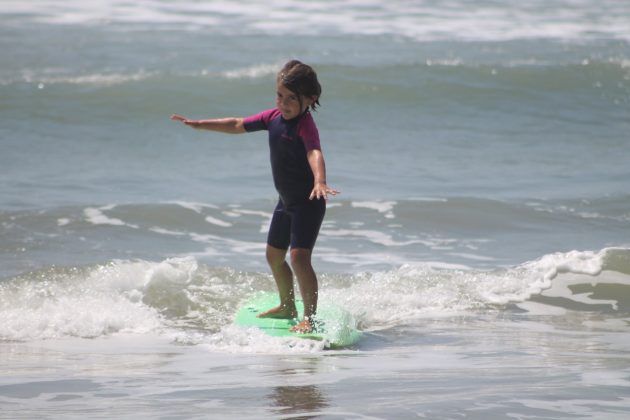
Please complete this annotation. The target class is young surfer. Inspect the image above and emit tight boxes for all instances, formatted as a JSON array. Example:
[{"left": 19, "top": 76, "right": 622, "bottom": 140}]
[{"left": 171, "top": 60, "right": 337, "bottom": 333}]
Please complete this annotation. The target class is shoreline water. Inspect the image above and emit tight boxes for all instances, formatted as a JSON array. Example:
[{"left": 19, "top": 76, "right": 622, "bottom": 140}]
[
  {"left": 3, "top": 300, "right": 630, "bottom": 419},
  {"left": 2, "top": 0, "right": 630, "bottom": 417}
]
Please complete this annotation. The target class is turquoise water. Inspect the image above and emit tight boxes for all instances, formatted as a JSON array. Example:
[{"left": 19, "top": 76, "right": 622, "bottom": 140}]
[{"left": 2, "top": 1, "right": 630, "bottom": 418}]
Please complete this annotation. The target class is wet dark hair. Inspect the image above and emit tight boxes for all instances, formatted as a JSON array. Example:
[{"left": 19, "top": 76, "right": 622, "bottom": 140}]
[{"left": 277, "top": 60, "right": 322, "bottom": 111}]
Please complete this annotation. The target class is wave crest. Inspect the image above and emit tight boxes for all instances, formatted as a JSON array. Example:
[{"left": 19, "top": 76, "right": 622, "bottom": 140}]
[{"left": 2, "top": 248, "right": 629, "bottom": 342}]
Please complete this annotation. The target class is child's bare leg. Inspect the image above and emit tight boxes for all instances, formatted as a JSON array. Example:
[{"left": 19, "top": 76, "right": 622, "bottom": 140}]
[
  {"left": 289, "top": 248, "right": 318, "bottom": 333},
  {"left": 258, "top": 245, "right": 298, "bottom": 319}
]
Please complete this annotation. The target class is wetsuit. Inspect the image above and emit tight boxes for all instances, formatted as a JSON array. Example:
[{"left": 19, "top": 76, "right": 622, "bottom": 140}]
[{"left": 243, "top": 108, "right": 326, "bottom": 250}]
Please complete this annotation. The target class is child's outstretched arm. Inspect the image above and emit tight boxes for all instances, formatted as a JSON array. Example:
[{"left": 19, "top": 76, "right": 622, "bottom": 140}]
[
  {"left": 307, "top": 149, "right": 339, "bottom": 200},
  {"left": 170, "top": 114, "right": 245, "bottom": 134}
]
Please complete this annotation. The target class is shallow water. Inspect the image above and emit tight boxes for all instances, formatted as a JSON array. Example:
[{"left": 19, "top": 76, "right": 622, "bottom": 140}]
[{"left": 2, "top": 0, "right": 630, "bottom": 418}]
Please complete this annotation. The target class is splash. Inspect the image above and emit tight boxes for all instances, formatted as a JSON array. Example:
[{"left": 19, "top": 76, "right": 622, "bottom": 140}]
[
  {"left": 324, "top": 248, "right": 630, "bottom": 331},
  {"left": 2, "top": 249, "right": 629, "bottom": 346}
]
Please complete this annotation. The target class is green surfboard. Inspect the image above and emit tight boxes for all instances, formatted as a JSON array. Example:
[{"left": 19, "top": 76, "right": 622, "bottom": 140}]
[{"left": 235, "top": 292, "right": 361, "bottom": 349}]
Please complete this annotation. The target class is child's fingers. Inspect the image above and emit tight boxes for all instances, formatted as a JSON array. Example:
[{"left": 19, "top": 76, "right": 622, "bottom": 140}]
[{"left": 310, "top": 186, "right": 339, "bottom": 200}]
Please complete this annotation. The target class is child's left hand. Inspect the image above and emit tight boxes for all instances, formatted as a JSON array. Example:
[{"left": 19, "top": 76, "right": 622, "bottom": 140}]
[{"left": 309, "top": 182, "right": 339, "bottom": 200}]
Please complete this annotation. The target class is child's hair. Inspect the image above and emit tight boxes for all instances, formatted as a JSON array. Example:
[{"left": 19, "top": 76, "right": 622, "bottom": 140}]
[{"left": 277, "top": 60, "right": 322, "bottom": 111}]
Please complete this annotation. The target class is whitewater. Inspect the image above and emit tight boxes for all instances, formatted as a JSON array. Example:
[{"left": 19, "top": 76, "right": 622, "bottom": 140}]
[{"left": 2, "top": 0, "right": 630, "bottom": 418}]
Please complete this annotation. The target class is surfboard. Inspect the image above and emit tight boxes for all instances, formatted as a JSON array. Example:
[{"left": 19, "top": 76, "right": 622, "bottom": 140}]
[{"left": 235, "top": 292, "right": 361, "bottom": 349}]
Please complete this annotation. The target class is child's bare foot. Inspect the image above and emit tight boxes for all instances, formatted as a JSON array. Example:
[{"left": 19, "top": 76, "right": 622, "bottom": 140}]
[
  {"left": 289, "top": 319, "right": 313, "bottom": 333},
  {"left": 257, "top": 305, "right": 297, "bottom": 319}
]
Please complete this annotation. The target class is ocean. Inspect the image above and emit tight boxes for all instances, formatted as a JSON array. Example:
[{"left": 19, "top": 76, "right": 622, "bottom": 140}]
[{"left": 1, "top": 0, "right": 630, "bottom": 418}]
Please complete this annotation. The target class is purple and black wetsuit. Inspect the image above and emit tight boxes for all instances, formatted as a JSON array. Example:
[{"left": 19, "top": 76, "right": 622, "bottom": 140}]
[{"left": 243, "top": 108, "right": 325, "bottom": 250}]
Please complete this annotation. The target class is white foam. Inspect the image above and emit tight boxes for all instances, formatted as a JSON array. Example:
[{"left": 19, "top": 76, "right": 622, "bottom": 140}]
[
  {"left": 0, "top": 259, "right": 175, "bottom": 341},
  {"left": 42, "top": 71, "right": 154, "bottom": 86},
  {"left": 188, "top": 233, "right": 265, "bottom": 258},
  {"left": 11, "top": 67, "right": 155, "bottom": 87},
  {"left": 328, "top": 249, "right": 624, "bottom": 331},
  {"left": 6, "top": 0, "right": 627, "bottom": 41},
  {"left": 170, "top": 201, "right": 218, "bottom": 214},
  {"left": 321, "top": 228, "right": 427, "bottom": 247},
  {"left": 484, "top": 249, "right": 630, "bottom": 311},
  {"left": 205, "top": 216, "right": 233, "bottom": 228},
  {"left": 2, "top": 245, "right": 626, "bottom": 346},
  {"left": 221, "top": 63, "right": 281, "bottom": 80},
  {"left": 351, "top": 200, "right": 397, "bottom": 219},
  {"left": 528, "top": 201, "right": 630, "bottom": 223},
  {"left": 231, "top": 209, "right": 272, "bottom": 218},
  {"left": 426, "top": 58, "right": 464, "bottom": 67},
  {"left": 539, "top": 270, "right": 630, "bottom": 311},
  {"left": 229, "top": 208, "right": 273, "bottom": 233},
  {"left": 0, "top": 257, "right": 218, "bottom": 341},
  {"left": 410, "top": 197, "right": 449, "bottom": 203},
  {"left": 329, "top": 264, "right": 477, "bottom": 330},
  {"left": 84, "top": 206, "right": 138, "bottom": 228},
  {"left": 198, "top": 325, "right": 326, "bottom": 354},
  {"left": 166, "top": 201, "right": 238, "bottom": 227},
  {"left": 149, "top": 227, "right": 186, "bottom": 236},
  {"left": 84, "top": 207, "right": 124, "bottom": 226}
]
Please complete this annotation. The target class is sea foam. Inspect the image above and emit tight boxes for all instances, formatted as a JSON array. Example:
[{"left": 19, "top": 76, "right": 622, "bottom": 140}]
[
  {"left": 3, "top": 0, "right": 628, "bottom": 42},
  {"left": 1, "top": 249, "right": 628, "bottom": 343}
]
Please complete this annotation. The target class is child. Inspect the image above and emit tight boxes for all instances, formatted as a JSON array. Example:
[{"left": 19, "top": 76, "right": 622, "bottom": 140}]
[{"left": 171, "top": 60, "right": 337, "bottom": 333}]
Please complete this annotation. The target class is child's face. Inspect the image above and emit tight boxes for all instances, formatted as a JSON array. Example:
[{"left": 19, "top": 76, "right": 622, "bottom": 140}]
[{"left": 276, "top": 82, "right": 315, "bottom": 120}]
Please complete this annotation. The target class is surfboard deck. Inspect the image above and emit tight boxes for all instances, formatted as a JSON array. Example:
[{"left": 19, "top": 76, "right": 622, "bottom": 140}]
[{"left": 235, "top": 292, "right": 361, "bottom": 349}]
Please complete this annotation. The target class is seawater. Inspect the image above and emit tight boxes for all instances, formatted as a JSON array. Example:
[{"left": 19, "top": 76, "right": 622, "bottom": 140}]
[{"left": 1, "top": 1, "right": 630, "bottom": 418}]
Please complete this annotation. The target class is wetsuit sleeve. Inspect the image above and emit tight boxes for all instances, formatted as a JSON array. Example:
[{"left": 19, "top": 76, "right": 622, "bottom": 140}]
[
  {"left": 298, "top": 113, "right": 321, "bottom": 151},
  {"left": 243, "top": 108, "right": 277, "bottom": 132}
]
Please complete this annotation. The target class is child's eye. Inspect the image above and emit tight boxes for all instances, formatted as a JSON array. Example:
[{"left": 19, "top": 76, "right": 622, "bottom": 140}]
[{"left": 276, "top": 91, "right": 298, "bottom": 102}]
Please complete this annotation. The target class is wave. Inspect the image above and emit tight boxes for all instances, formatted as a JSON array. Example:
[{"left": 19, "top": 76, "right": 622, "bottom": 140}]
[
  {"left": 0, "top": 63, "right": 277, "bottom": 87},
  {"left": 336, "top": 248, "right": 630, "bottom": 330},
  {"left": 3, "top": 58, "right": 627, "bottom": 131},
  {"left": 3, "top": 56, "right": 628, "bottom": 88},
  {"left": 0, "top": 257, "right": 263, "bottom": 341},
  {"left": 3, "top": 0, "right": 629, "bottom": 42},
  {"left": 0, "top": 68, "right": 158, "bottom": 88},
  {"left": 1, "top": 248, "right": 629, "bottom": 343},
  {"left": 2, "top": 196, "right": 630, "bottom": 278}
]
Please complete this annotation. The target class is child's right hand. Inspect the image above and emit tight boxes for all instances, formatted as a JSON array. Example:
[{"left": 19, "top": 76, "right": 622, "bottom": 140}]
[
  {"left": 170, "top": 114, "right": 188, "bottom": 123},
  {"left": 171, "top": 114, "right": 202, "bottom": 129}
]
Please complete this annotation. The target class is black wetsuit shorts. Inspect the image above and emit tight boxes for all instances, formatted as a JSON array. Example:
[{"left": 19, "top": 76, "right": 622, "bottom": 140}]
[{"left": 267, "top": 198, "right": 326, "bottom": 250}]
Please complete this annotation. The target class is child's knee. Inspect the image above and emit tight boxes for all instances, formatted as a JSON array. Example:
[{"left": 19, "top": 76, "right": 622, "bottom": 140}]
[
  {"left": 266, "top": 245, "right": 287, "bottom": 268},
  {"left": 289, "top": 248, "right": 312, "bottom": 270}
]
